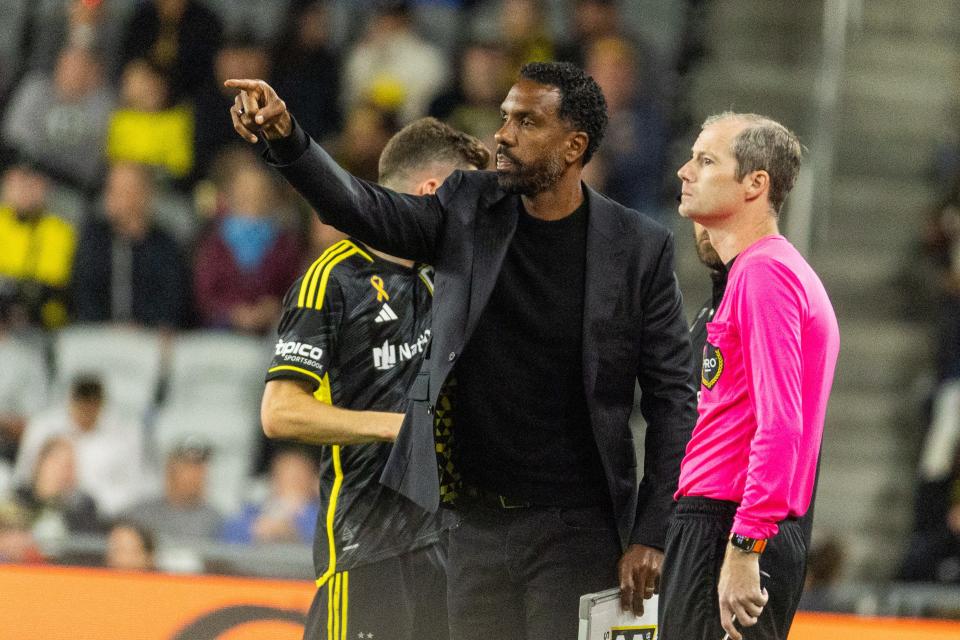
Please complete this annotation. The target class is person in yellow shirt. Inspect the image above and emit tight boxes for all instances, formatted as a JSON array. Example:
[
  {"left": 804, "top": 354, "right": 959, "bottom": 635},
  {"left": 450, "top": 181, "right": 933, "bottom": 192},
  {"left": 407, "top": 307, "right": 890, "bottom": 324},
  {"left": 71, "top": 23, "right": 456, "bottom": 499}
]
[
  {"left": 0, "top": 165, "right": 76, "bottom": 329},
  {"left": 106, "top": 59, "right": 194, "bottom": 180}
]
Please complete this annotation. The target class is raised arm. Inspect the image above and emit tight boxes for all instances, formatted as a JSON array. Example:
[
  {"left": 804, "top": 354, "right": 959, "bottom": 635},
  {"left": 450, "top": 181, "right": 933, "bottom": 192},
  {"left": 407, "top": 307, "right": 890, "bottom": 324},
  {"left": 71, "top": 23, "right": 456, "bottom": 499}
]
[{"left": 225, "top": 78, "right": 444, "bottom": 264}]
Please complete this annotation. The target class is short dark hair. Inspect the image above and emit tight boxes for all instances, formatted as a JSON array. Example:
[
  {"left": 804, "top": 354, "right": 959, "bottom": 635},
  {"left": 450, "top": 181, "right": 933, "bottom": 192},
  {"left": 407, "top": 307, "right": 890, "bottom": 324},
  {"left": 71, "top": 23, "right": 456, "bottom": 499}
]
[
  {"left": 378, "top": 117, "right": 491, "bottom": 187},
  {"left": 518, "top": 61, "right": 608, "bottom": 164},
  {"left": 70, "top": 374, "right": 104, "bottom": 402}
]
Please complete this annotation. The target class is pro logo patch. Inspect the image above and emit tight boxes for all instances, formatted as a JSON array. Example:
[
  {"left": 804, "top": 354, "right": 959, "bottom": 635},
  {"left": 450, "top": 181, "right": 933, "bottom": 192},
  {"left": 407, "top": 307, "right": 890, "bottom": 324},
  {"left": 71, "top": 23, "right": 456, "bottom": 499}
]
[{"left": 701, "top": 342, "right": 724, "bottom": 389}]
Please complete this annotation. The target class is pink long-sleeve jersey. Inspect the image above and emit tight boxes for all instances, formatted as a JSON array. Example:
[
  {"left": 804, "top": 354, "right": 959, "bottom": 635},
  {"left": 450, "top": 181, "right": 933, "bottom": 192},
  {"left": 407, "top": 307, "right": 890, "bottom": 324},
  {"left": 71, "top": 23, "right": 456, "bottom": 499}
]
[{"left": 676, "top": 234, "right": 840, "bottom": 539}]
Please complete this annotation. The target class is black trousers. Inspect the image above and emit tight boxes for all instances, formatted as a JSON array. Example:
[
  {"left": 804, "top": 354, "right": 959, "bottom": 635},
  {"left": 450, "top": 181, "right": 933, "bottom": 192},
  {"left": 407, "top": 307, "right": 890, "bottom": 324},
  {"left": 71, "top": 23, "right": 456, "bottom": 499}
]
[
  {"left": 303, "top": 542, "right": 449, "bottom": 640},
  {"left": 446, "top": 502, "right": 622, "bottom": 640},
  {"left": 659, "top": 497, "right": 806, "bottom": 640}
]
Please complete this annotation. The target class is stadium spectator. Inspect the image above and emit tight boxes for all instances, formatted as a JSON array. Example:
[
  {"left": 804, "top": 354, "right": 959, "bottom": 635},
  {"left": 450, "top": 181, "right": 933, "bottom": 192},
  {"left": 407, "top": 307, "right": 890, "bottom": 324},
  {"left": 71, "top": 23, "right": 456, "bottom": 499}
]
[
  {"left": 798, "top": 535, "right": 846, "bottom": 612},
  {"left": 332, "top": 103, "right": 401, "bottom": 182},
  {"left": 72, "top": 162, "right": 189, "bottom": 328},
  {"left": 915, "top": 188, "right": 960, "bottom": 382},
  {"left": 13, "top": 436, "right": 100, "bottom": 538},
  {"left": 900, "top": 469, "right": 960, "bottom": 584},
  {"left": 106, "top": 59, "right": 194, "bottom": 181},
  {"left": 193, "top": 148, "right": 302, "bottom": 334},
  {"left": 583, "top": 36, "right": 670, "bottom": 215},
  {"left": 429, "top": 39, "right": 511, "bottom": 153},
  {"left": 122, "top": 438, "right": 222, "bottom": 540},
  {"left": 104, "top": 519, "right": 155, "bottom": 571},
  {"left": 0, "top": 502, "right": 44, "bottom": 564},
  {"left": 194, "top": 34, "right": 273, "bottom": 179},
  {"left": 0, "top": 307, "right": 48, "bottom": 463},
  {"left": 271, "top": 0, "right": 342, "bottom": 143},
  {"left": 1, "top": 45, "right": 114, "bottom": 190},
  {"left": 13, "top": 374, "right": 147, "bottom": 517},
  {"left": 497, "top": 0, "right": 555, "bottom": 72},
  {"left": 118, "top": 0, "right": 222, "bottom": 103},
  {"left": 0, "top": 164, "right": 76, "bottom": 330},
  {"left": 556, "top": 0, "right": 622, "bottom": 67},
  {"left": 220, "top": 447, "right": 319, "bottom": 545},
  {"left": 341, "top": 0, "right": 449, "bottom": 123},
  {"left": 18, "top": 0, "right": 119, "bottom": 77}
]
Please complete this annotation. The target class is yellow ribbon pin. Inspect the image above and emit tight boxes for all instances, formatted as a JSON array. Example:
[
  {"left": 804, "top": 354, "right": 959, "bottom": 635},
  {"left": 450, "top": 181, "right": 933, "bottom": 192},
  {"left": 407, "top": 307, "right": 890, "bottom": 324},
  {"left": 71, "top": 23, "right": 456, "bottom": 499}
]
[{"left": 370, "top": 275, "right": 390, "bottom": 302}]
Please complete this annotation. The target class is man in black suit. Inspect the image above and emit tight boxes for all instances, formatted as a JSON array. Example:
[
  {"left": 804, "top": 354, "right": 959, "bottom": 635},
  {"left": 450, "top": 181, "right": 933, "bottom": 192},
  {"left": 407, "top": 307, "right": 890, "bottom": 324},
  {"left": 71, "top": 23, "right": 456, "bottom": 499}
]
[{"left": 228, "top": 61, "right": 696, "bottom": 640}]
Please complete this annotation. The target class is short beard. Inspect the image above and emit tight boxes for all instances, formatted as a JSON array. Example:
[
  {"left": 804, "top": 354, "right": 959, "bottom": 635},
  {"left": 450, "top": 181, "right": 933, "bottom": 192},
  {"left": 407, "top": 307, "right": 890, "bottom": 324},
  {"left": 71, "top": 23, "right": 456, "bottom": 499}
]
[
  {"left": 497, "top": 152, "right": 565, "bottom": 196},
  {"left": 695, "top": 228, "right": 724, "bottom": 271}
]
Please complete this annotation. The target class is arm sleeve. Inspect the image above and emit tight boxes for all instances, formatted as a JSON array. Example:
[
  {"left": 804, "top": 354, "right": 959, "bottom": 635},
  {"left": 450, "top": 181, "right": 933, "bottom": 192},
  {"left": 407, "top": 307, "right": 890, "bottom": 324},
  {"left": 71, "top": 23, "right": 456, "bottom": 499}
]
[
  {"left": 731, "top": 260, "right": 806, "bottom": 539},
  {"left": 263, "top": 122, "right": 449, "bottom": 264},
  {"left": 631, "top": 232, "right": 698, "bottom": 548},
  {"left": 264, "top": 279, "right": 344, "bottom": 395}
]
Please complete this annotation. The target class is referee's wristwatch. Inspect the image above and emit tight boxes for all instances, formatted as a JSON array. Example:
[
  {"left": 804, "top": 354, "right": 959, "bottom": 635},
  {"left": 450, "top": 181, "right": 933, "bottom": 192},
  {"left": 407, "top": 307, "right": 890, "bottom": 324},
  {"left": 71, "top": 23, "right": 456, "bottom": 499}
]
[{"left": 729, "top": 533, "right": 767, "bottom": 554}]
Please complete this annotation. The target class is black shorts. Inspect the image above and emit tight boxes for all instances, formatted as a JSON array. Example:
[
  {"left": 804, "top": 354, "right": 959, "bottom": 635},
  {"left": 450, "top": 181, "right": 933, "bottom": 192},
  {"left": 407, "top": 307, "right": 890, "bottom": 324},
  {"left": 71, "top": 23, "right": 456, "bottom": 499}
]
[
  {"left": 303, "top": 542, "right": 449, "bottom": 640},
  {"left": 658, "top": 497, "right": 806, "bottom": 640}
]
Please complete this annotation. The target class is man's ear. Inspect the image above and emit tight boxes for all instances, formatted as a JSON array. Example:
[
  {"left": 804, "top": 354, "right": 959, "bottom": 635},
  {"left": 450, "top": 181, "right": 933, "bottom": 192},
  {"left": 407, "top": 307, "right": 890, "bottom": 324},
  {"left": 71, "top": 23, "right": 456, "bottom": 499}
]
[
  {"left": 416, "top": 178, "right": 442, "bottom": 196},
  {"left": 565, "top": 132, "right": 589, "bottom": 164},
  {"left": 743, "top": 170, "right": 770, "bottom": 203}
]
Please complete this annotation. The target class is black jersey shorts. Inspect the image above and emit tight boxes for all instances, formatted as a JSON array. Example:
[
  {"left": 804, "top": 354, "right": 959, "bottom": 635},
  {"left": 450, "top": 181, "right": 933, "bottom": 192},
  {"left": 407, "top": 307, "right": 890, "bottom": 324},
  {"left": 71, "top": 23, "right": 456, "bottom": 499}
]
[
  {"left": 658, "top": 497, "right": 806, "bottom": 640},
  {"left": 303, "top": 541, "right": 448, "bottom": 640}
]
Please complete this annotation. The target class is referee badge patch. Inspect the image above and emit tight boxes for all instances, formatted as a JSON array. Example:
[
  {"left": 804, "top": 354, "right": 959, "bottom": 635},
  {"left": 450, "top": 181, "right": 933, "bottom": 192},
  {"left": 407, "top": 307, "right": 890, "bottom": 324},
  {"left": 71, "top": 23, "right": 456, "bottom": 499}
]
[{"left": 701, "top": 342, "right": 724, "bottom": 389}]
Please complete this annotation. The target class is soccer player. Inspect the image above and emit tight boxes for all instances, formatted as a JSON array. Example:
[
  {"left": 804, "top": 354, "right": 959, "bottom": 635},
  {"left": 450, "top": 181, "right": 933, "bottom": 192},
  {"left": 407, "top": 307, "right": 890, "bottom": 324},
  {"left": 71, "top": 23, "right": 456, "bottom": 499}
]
[
  {"left": 661, "top": 112, "right": 840, "bottom": 640},
  {"left": 259, "top": 118, "right": 489, "bottom": 640}
]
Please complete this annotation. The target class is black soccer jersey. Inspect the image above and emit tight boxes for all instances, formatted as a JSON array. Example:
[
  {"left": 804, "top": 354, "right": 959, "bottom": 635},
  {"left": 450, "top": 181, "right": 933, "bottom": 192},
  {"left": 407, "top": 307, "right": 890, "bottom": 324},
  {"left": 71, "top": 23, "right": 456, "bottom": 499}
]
[{"left": 265, "top": 238, "right": 442, "bottom": 585}]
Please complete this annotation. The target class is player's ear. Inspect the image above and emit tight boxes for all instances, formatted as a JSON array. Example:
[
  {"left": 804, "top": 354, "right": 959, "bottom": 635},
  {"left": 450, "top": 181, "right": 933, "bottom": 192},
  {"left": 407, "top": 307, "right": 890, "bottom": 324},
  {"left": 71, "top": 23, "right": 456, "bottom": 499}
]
[{"left": 416, "top": 178, "right": 442, "bottom": 196}]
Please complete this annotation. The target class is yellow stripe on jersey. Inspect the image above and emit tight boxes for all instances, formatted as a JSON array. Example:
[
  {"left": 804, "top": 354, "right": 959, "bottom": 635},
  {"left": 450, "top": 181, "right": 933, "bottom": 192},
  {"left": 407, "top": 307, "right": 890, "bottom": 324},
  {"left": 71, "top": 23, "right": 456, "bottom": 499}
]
[
  {"left": 297, "top": 242, "right": 340, "bottom": 308},
  {"left": 299, "top": 240, "right": 352, "bottom": 308},
  {"left": 316, "top": 445, "right": 344, "bottom": 588},
  {"left": 314, "top": 244, "right": 373, "bottom": 311},
  {"left": 266, "top": 365, "right": 332, "bottom": 403},
  {"left": 297, "top": 239, "right": 374, "bottom": 310}
]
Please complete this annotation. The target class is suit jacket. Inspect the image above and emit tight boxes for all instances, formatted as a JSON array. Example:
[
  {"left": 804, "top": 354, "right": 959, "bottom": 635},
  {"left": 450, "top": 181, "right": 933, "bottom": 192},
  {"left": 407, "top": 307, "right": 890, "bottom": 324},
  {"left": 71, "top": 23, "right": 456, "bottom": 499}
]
[{"left": 268, "top": 138, "right": 697, "bottom": 550}]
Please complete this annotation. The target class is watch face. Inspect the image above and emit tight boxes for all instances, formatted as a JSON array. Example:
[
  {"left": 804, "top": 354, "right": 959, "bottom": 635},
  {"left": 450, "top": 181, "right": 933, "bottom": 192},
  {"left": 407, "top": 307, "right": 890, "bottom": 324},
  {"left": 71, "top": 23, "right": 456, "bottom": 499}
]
[{"left": 731, "top": 534, "right": 765, "bottom": 553}]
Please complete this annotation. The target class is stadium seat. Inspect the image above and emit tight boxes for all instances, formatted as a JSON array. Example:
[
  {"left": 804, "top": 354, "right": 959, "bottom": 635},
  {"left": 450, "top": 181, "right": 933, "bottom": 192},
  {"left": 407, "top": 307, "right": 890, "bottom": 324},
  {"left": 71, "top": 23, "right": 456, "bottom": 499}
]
[
  {"left": 53, "top": 324, "right": 163, "bottom": 420},
  {"left": 164, "top": 331, "right": 272, "bottom": 416}
]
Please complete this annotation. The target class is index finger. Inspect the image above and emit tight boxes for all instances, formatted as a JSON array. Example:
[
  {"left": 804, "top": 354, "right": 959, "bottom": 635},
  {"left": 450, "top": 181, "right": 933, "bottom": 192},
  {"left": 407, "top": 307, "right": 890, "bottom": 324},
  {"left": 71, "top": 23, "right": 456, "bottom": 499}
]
[{"left": 224, "top": 78, "right": 265, "bottom": 92}]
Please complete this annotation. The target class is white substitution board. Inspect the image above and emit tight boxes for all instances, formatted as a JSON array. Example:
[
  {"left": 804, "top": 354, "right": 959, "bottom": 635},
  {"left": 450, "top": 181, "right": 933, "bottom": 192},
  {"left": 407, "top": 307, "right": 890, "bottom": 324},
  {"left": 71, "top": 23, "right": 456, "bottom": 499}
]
[{"left": 578, "top": 588, "right": 658, "bottom": 640}]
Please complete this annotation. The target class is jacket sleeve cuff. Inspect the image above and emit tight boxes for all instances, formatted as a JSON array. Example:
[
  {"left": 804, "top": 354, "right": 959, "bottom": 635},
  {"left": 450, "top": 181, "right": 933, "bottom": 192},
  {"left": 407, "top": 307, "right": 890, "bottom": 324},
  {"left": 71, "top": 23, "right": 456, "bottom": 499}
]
[{"left": 264, "top": 116, "right": 309, "bottom": 165}]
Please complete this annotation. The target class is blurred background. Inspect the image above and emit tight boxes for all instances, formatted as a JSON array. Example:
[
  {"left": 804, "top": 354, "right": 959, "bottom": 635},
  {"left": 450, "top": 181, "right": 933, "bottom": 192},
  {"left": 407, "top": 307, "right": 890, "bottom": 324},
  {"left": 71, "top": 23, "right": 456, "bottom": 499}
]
[{"left": 0, "top": 0, "right": 957, "bottom": 625}]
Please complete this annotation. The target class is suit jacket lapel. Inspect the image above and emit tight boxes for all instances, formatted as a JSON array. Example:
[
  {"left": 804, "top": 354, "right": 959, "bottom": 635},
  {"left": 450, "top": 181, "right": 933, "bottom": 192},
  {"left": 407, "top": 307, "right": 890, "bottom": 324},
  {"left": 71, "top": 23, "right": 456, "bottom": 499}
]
[
  {"left": 582, "top": 186, "right": 628, "bottom": 392},
  {"left": 464, "top": 195, "right": 518, "bottom": 343}
]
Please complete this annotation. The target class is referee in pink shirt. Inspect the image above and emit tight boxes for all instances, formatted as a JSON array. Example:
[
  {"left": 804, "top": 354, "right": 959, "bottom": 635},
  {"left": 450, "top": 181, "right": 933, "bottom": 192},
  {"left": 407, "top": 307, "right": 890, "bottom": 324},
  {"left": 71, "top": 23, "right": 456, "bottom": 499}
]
[{"left": 660, "top": 113, "right": 840, "bottom": 640}]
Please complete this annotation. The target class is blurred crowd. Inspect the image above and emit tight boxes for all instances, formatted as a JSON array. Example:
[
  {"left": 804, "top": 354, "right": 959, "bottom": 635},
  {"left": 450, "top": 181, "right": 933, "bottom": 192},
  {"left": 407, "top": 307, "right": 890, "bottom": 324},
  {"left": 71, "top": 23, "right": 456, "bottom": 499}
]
[
  {"left": 900, "top": 173, "right": 960, "bottom": 587},
  {"left": 0, "top": 0, "right": 710, "bottom": 573},
  {"left": 0, "top": 0, "right": 702, "bottom": 337}
]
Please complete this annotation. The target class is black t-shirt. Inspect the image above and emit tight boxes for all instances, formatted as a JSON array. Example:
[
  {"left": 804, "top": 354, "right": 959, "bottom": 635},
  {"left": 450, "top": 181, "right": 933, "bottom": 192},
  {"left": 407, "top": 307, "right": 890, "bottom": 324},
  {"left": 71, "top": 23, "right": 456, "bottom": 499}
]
[
  {"left": 265, "top": 238, "right": 444, "bottom": 579},
  {"left": 453, "top": 198, "right": 610, "bottom": 508}
]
